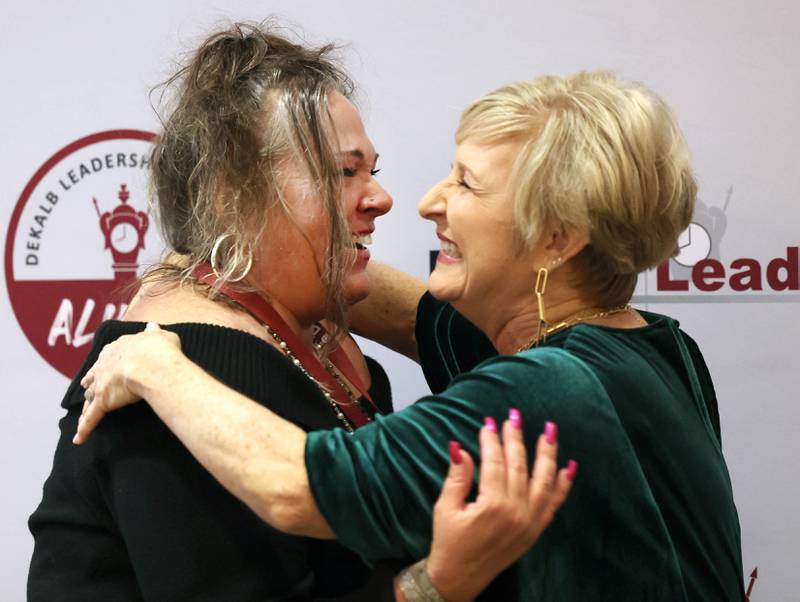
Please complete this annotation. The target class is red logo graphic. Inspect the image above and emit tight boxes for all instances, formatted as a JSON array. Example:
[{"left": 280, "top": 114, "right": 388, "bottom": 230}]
[
  {"left": 5, "top": 130, "right": 160, "bottom": 378},
  {"left": 633, "top": 190, "right": 799, "bottom": 302},
  {"left": 95, "top": 184, "right": 150, "bottom": 281},
  {"left": 746, "top": 566, "right": 758, "bottom": 600},
  {"left": 656, "top": 247, "right": 798, "bottom": 292}
]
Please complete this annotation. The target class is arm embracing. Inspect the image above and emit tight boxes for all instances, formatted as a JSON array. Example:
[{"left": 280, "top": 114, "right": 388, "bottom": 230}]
[
  {"left": 77, "top": 327, "right": 333, "bottom": 537},
  {"left": 348, "top": 260, "right": 426, "bottom": 361},
  {"left": 78, "top": 327, "right": 579, "bottom": 599},
  {"left": 303, "top": 353, "right": 574, "bottom": 562}
]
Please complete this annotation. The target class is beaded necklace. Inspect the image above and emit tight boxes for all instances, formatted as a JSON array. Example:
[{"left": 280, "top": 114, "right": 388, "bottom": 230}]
[{"left": 262, "top": 322, "right": 360, "bottom": 432}]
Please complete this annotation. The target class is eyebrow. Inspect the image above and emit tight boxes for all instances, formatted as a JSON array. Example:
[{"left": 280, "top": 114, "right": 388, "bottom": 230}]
[{"left": 341, "top": 150, "right": 379, "bottom": 166}]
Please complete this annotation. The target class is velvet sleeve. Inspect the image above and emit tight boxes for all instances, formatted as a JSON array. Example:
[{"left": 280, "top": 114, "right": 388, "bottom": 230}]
[
  {"left": 678, "top": 330, "right": 722, "bottom": 444},
  {"left": 415, "top": 292, "right": 497, "bottom": 393},
  {"left": 306, "top": 348, "right": 603, "bottom": 562},
  {"left": 305, "top": 347, "right": 697, "bottom": 600}
]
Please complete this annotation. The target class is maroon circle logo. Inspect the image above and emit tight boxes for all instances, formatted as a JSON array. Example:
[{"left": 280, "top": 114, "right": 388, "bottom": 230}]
[{"left": 5, "top": 130, "right": 162, "bottom": 378}]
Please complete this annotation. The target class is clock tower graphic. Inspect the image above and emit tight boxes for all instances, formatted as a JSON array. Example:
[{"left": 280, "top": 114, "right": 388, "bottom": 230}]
[
  {"left": 672, "top": 189, "right": 730, "bottom": 272},
  {"left": 95, "top": 184, "right": 150, "bottom": 282}
]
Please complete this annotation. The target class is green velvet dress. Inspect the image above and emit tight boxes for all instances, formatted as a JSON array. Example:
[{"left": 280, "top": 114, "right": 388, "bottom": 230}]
[{"left": 305, "top": 294, "right": 745, "bottom": 601}]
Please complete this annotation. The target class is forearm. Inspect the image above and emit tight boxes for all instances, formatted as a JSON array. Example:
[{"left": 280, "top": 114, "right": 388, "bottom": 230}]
[
  {"left": 128, "top": 348, "right": 333, "bottom": 538},
  {"left": 349, "top": 260, "right": 426, "bottom": 361}
]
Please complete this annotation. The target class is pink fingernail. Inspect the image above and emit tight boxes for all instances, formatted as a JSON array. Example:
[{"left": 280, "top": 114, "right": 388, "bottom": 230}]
[
  {"left": 567, "top": 459, "right": 579, "bottom": 481},
  {"left": 544, "top": 421, "right": 558, "bottom": 445},
  {"left": 449, "top": 440, "right": 462, "bottom": 465},
  {"left": 484, "top": 416, "right": 497, "bottom": 433},
  {"left": 509, "top": 408, "right": 522, "bottom": 429}
]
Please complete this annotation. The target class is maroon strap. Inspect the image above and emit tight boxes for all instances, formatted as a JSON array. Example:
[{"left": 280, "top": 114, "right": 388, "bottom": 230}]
[{"left": 194, "top": 263, "right": 378, "bottom": 428}]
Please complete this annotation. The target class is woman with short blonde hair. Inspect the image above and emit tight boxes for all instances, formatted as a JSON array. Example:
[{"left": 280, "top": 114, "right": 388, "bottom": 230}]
[{"left": 455, "top": 71, "right": 695, "bottom": 306}]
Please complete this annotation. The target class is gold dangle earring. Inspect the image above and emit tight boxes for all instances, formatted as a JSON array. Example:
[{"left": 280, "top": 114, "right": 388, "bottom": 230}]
[{"left": 534, "top": 266, "right": 549, "bottom": 347}]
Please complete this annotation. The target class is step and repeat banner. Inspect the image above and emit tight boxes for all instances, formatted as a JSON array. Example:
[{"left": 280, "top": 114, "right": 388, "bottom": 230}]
[{"left": 1, "top": 1, "right": 796, "bottom": 600}]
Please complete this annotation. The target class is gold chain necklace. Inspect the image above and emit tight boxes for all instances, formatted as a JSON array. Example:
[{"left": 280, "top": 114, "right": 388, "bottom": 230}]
[{"left": 518, "top": 304, "right": 632, "bottom": 352}]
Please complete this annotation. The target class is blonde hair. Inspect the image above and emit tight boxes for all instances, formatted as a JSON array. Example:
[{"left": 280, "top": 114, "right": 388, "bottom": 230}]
[
  {"left": 147, "top": 22, "right": 355, "bottom": 343},
  {"left": 456, "top": 70, "right": 696, "bottom": 305}
]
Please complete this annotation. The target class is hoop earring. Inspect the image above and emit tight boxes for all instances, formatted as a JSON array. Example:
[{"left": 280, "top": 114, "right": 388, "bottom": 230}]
[
  {"left": 534, "top": 267, "right": 549, "bottom": 346},
  {"left": 210, "top": 233, "right": 253, "bottom": 283}
]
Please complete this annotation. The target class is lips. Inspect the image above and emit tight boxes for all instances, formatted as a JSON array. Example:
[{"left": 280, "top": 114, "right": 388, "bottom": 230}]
[
  {"left": 436, "top": 232, "right": 463, "bottom": 260},
  {"left": 440, "top": 239, "right": 462, "bottom": 259},
  {"left": 349, "top": 232, "right": 372, "bottom": 265}
]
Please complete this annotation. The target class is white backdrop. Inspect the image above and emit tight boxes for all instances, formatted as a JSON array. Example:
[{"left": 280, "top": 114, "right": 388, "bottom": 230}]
[{"left": 2, "top": 1, "right": 798, "bottom": 600}]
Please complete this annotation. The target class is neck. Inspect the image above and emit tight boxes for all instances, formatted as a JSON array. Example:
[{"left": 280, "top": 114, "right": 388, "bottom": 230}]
[
  {"left": 202, "top": 263, "right": 320, "bottom": 349},
  {"left": 265, "top": 296, "right": 318, "bottom": 348},
  {"left": 490, "top": 294, "right": 595, "bottom": 354},
  {"left": 241, "top": 260, "right": 325, "bottom": 351}
]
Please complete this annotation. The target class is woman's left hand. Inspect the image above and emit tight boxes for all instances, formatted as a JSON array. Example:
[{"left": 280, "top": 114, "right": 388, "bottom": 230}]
[
  {"left": 74, "top": 323, "right": 182, "bottom": 444},
  {"left": 424, "top": 413, "right": 576, "bottom": 602}
]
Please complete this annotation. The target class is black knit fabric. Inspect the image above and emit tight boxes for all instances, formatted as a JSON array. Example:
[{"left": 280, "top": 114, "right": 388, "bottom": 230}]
[{"left": 28, "top": 321, "right": 395, "bottom": 602}]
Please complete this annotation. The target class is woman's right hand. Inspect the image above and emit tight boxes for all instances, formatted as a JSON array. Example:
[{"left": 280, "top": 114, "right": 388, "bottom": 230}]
[
  {"left": 423, "top": 414, "right": 576, "bottom": 602},
  {"left": 74, "top": 323, "right": 182, "bottom": 444}
]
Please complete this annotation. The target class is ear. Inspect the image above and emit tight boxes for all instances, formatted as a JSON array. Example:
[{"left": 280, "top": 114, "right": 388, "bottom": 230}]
[{"left": 540, "top": 222, "right": 589, "bottom": 265}]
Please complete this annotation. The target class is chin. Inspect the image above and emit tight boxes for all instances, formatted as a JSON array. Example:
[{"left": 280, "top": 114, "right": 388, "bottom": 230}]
[
  {"left": 427, "top": 269, "right": 464, "bottom": 303},
  {"left": 344, "top": 273, "right": 371, "bottom": 305}
]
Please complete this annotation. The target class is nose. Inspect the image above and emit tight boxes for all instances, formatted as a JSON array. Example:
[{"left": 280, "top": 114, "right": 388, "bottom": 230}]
[
  {"left": 362, "top": 180, "right": 393, "bottom": 217},
  {"left": 418, "top": 178, "right": 448, "bottom": 221}
]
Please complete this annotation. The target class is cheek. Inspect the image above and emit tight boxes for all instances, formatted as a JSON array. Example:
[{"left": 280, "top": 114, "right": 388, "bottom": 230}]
[
  {"left": 464, "top": 209, "right": 516, "bottom": 259},
  {"left": 267, "top": 215, "right": 328, "bottom": 277},
  {"left": 341, "top": 188, "right": 361, "bottom": 224},
  {"left": 456, "top": 221, "right": 521, "bottom": 292},
  {"left": 291, "top": 200, "right": 330, "bottom": 256},
  {"left": 306, "top": 228, "right": 329, "bottom": 275},
  {"left": 450, "top": 208, "right": 499, "bottom": 260}
]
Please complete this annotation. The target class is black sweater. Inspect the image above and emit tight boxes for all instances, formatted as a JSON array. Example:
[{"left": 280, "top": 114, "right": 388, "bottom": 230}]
[{"left": 28, "top": 321, "right": 395, "bottom": 602}]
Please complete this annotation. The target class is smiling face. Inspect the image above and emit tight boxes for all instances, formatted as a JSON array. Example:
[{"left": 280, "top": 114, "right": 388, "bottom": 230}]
[
  {"left": 333, "top": 93, "right": 393, "bottom": 302},
  {"left": 419, "top": 138, "right": 543, "bottom": 326},
  {"left": 249, "top": 92, "right": 392, "bottom": 323}
]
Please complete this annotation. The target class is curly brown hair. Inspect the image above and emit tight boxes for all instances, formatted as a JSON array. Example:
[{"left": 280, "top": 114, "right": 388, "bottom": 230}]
[{"left": 147, "top": 21, "right": 356, "bottom": 342}]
